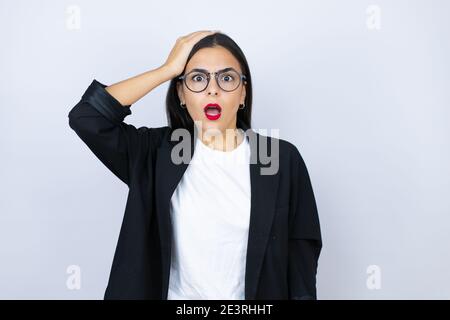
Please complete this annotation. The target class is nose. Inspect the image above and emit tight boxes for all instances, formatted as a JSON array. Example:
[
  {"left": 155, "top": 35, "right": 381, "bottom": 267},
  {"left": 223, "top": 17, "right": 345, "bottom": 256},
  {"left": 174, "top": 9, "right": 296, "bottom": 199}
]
[{"left": 206, "top": 77, "right": 220, "bottom": 96}]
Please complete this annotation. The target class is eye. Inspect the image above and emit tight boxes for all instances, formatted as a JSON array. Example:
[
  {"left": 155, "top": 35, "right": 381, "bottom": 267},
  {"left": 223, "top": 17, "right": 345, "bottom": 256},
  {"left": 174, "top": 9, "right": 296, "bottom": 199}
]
[
  {"left": 220, "top": 73, "right": 234, "bottom": 82},
  {"left": 191, "top": 73, "right": 207, "bottom": 82}
]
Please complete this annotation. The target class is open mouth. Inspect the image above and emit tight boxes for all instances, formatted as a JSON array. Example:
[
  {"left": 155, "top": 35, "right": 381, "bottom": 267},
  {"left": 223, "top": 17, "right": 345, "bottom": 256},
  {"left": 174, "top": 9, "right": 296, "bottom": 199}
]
[{"left": 203, "top": 103, "right": 222, "bottom": 120}]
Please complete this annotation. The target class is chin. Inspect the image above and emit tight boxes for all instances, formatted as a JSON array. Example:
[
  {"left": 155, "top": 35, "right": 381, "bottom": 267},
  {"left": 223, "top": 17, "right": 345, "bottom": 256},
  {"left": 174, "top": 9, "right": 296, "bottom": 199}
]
[{"left": 195, "top": 120, "right": 223, "bottom": 135}]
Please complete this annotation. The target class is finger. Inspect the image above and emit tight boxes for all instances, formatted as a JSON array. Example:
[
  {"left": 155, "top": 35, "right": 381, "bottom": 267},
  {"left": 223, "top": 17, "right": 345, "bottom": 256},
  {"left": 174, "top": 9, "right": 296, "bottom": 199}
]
[
  {"left": 186, "top": 32, "right": 216, "bottom": 45},
  {"left": 187, "top": 30, "right": 216, "bottom": 41},
  {"left": 182, "top": 30, "right": 208, "bottom": 39},
  {"left": 178, "top": 30, "right": 208, "bottom": 43}
]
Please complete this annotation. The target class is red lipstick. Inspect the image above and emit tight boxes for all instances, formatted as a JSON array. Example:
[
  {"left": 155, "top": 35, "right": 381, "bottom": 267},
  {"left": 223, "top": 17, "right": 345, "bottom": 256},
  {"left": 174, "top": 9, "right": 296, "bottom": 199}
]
[{"left": 203, "top": 103, "right": 222, "bottom": 121}]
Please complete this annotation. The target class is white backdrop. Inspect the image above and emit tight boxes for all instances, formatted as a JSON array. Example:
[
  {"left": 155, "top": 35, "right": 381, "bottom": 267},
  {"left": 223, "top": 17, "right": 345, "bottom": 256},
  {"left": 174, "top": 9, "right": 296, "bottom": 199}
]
[{"left": 1, "top": 0, "right": 449, "bottom": 299}]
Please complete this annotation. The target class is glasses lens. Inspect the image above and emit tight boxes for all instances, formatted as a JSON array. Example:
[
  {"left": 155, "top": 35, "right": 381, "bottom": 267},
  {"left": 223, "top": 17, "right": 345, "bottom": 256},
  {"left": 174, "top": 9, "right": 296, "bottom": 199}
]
[
  {"left": 218, "top": 70, "right": 241, "bottom": 91},
  {"left": 185, "top": 71, "right": 208, "bottom": 92}
]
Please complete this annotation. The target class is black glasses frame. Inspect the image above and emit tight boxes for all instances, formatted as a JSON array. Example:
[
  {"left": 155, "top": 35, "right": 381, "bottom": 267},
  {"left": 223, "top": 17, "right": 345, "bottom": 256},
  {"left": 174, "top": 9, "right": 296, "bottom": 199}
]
[{"left": 178, "top": 67, "right": 247, "bottom": 93}]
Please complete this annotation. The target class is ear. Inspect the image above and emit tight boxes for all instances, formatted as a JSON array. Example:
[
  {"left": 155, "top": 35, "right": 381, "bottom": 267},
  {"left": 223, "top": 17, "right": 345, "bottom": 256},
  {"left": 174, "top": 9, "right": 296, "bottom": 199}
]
[{"left": 240, "top": 81, "right": 247, "bottom": 104}]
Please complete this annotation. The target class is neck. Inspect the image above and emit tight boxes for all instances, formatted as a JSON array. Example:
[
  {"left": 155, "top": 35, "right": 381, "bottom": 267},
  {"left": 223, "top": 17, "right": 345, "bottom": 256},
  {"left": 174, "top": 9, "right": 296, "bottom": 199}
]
[{"left": 199, "top": 127, "right": 244, "bottom": 152}]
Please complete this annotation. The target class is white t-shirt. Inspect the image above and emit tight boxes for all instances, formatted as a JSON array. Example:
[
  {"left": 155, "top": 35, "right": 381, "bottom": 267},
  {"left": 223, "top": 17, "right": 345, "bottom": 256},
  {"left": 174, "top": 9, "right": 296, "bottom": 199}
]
[{"left": 167, "top": 131, "right": 251, "bottom": 300}]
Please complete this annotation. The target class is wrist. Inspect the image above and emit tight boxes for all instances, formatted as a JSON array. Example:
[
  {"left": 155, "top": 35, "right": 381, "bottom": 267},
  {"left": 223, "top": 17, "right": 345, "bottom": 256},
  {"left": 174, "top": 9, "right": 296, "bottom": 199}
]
[{"left": 159, "top": 64, "right": 178, "bottom": 80}]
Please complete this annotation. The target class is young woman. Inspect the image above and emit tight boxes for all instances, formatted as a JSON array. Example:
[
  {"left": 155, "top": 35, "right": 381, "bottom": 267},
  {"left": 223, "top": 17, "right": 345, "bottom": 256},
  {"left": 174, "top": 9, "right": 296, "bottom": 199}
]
[{"left": 68, "top": 30, "right": 322, "bottom": 300}]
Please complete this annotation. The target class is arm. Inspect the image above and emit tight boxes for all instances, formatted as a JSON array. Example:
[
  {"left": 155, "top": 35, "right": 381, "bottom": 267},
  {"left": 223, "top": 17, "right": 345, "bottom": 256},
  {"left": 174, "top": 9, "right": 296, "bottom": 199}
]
[
  {"left": 104, "top": 65, "right": 175, "bottom": 106},
  {"left": 68, "top": 31, "right": 218, "bottom": 186},
  {"left": 102, "top": 31, "right": 219, "bottom": 106},
  {"left": 287, "top": 148, "right": 323, "bottom": 300},
  {"left": 68, "top": 66, "right": 173, "bottom": 185}
]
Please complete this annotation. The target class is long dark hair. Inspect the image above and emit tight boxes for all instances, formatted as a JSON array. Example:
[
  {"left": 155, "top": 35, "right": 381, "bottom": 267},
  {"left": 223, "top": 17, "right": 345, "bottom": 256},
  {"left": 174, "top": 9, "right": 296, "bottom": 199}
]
[{"left": 165, "top": 32, "right": 253, "bottom": 133}]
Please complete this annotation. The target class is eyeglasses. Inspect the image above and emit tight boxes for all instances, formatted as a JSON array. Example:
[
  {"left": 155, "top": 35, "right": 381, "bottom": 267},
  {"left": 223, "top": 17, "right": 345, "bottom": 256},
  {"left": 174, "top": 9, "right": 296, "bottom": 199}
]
[{"left": 178, "top": 67, "right": 247, "bottom": 93}]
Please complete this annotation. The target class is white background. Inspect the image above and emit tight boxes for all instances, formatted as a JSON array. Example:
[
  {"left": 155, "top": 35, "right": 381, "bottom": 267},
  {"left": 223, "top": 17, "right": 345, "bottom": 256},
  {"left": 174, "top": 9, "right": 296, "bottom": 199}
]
[{"left": 1, "top": 0, "right": 449, "bottom": 299}]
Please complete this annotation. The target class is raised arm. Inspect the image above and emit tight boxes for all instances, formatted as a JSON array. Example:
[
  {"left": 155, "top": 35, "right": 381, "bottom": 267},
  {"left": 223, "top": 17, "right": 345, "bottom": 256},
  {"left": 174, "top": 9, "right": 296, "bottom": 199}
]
[
  {"left": 68, "top": 30, "right": 218, "bottom": 186},
  {"left": 104, "top": 65, "right": 176, "bottom": 107},
  {"left": 67, "top": 75, "right": 169, "bottom": 186},
  {"left": 104, "top": 30, "right": 219, "bottom": 106}
]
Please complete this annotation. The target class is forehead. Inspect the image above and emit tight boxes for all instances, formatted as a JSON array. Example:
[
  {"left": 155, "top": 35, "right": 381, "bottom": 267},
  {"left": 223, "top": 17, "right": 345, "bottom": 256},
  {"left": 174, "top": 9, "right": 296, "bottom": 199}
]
[{"left": 186, "top": 46, "right": 242, "bottom": 73}]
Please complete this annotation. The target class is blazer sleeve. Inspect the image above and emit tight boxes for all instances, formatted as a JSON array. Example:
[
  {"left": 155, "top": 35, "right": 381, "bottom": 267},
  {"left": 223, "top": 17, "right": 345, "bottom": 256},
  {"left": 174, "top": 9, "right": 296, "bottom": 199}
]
[
  {"left": 68, "top": 79, "right": 146, "bottom": 186},
  {"left": 287, "top": 147, "right": 323, "bottom": 300}
]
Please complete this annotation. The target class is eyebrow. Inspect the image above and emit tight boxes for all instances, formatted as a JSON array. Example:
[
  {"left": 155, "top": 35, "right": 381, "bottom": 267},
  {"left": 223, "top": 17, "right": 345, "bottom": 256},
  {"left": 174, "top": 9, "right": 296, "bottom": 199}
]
[{"left": 187, "top": 67, "right": 235, "bottom": 74}]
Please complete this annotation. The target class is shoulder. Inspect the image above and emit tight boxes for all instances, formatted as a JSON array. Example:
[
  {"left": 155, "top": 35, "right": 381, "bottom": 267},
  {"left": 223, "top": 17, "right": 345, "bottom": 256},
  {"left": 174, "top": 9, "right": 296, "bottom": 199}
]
[
  {"left": 137, "top": 125, "right": 171, "bottom": 150},
  {"left": 278, "top": 138, "right": 301, "bottom": 160},
  {"left": 278, "top": 138, "right": 309, "bottom": 175},
  {"left": 255, "top": 132, "right": 304, "bottom": 165},
  {"left": 145, "top": 125, "right": 171, "bottom": 143},
  {"left": 259, "top": 133, "right": 311, "bottom": 178}
]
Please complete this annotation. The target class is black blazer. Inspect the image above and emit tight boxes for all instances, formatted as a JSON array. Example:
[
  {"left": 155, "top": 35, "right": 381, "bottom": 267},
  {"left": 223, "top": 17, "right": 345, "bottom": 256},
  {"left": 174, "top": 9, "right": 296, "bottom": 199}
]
[{"left": 68, "top": 79, "right": 322, "bottom": 300}]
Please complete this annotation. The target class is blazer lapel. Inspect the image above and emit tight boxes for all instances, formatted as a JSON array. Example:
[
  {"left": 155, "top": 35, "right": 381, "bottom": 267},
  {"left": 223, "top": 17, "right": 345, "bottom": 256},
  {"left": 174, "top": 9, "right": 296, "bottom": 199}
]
[
  {"left": 154, "top": 128, "right": 193, "bottom": 300},
  {"left": 154, "top": 124, "right": 280, "bottom": 300}
]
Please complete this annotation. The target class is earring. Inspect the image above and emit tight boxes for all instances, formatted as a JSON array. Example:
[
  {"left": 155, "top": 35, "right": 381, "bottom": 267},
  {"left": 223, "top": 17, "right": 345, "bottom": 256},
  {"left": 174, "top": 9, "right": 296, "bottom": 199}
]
[
  {"left": 238, "top": 103, "right": 245, "bottom": 110},
  {"left": 180, "top": 101, "right": 186, "bottom": 109}
]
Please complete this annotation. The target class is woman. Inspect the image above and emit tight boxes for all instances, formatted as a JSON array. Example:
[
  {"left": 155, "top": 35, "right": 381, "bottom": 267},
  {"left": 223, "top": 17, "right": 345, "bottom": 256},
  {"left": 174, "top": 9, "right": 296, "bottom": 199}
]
[{"left": 68, "top": 30, "right": 322, "bottom": 300}]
